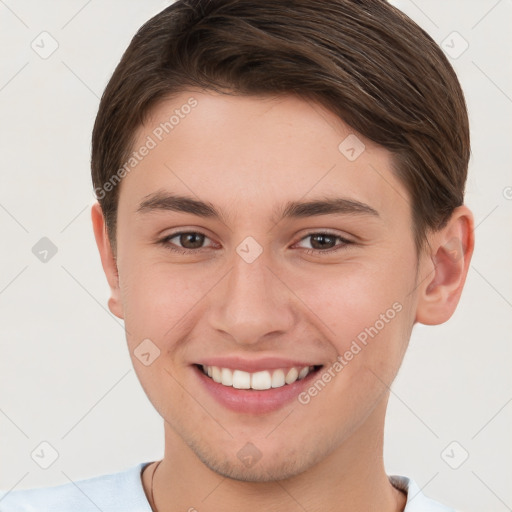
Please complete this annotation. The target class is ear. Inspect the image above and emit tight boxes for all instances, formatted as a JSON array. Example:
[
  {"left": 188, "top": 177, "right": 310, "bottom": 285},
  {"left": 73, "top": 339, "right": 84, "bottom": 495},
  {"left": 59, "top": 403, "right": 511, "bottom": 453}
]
[
  {"left": 91, "top": 202, "right": 124, "bottom": 319},
  {"left": 415, "top": 205, "right": 475, "bottom": 325}
]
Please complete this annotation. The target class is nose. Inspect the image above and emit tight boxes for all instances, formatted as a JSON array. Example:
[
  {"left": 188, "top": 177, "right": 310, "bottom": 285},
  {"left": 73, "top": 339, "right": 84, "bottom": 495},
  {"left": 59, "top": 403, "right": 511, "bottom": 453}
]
[{"left": 207, "top": 249, "right": 295, "bottom": 346}]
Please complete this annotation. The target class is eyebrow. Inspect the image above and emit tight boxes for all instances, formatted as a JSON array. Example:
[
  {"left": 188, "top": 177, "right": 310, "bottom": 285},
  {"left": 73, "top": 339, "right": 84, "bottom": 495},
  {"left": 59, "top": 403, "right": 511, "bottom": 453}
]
[{"left": 136, "top": 191, "right": 380, "bottom": 224}]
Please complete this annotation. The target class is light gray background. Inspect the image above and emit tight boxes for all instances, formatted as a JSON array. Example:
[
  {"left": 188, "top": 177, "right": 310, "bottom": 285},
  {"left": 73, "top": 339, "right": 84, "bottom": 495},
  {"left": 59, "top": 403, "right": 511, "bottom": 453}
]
[{"left": 0, "top": 1, "right": 510, "bottom": 511}]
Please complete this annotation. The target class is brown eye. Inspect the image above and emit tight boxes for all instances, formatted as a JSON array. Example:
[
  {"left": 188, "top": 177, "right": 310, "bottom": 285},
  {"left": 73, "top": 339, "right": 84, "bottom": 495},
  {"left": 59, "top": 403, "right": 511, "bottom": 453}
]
[
  {"left": 176, "top": 232, "right": 205, "bottom": 249},
  {"left": 160, "top": 231, "right": 215, "bottom": 254},
  {"left": 296, "top": 232, "right": 354, "bottom": 256},
  {"left": 308, "top": 234, "right": 338, "bottom": 250}
]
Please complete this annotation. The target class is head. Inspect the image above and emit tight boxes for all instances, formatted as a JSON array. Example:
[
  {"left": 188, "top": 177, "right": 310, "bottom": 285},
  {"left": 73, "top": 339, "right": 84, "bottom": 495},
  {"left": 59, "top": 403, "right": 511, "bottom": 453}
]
[{"left": 91, "top": 0, "right": 474, "bottom": 481}]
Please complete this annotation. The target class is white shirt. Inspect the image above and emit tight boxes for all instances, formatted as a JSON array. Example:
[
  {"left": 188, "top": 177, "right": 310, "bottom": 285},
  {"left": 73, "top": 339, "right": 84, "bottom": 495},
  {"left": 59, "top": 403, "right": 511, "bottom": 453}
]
[{"left": 0, "top": 462, "right": 455, "bottom": 511}]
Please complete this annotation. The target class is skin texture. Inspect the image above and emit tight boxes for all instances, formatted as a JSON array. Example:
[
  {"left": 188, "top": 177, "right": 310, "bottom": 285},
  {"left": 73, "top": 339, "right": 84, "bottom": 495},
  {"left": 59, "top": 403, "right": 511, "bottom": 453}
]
[{"left": 92, "top": 90, "right": 474, "bottom": 512}]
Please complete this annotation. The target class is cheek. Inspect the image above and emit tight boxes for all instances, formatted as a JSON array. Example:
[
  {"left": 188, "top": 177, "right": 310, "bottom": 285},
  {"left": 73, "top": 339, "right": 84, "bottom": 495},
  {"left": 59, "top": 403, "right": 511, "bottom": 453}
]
[
  {"left": 301, "top": 258, "right": 414, "bottom": 375},
  {"left": 306, "top": 264, "right": 409, "bottom": 334},
  {"left": 118, "top": 261, "right": 198, "bottom": 341},
  {"left": 299, "top": 272, "right": 413, "bottom": 418}
]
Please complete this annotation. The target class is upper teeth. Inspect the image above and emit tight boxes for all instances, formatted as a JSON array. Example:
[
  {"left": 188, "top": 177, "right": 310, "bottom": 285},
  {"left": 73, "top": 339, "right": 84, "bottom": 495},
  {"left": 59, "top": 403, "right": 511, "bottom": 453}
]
[{"left": 201, "top": 365, "right": 314, "bottom": 390}]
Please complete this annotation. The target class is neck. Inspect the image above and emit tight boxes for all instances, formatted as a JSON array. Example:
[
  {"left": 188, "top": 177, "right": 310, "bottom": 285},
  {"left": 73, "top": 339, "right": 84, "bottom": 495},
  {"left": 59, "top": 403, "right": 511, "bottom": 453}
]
[{"left": 144, "top": 397, "right": 406, "bottom": 512}]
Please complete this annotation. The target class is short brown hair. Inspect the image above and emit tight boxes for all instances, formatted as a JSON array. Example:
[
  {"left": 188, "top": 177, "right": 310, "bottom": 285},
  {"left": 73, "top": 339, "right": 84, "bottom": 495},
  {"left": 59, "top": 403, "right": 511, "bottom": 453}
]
[{"left": 91, "top": 0, "right": 470, "bottom": 255}]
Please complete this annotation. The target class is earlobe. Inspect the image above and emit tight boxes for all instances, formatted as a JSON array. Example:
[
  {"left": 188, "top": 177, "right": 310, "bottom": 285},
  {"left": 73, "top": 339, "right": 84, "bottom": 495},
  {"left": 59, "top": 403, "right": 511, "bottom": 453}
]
[
  {"left": 91, "top": 202, "right": 124, "bottom": 319},
  {"left": 415, "top": 205, "right": 475, "bottom": 326}
]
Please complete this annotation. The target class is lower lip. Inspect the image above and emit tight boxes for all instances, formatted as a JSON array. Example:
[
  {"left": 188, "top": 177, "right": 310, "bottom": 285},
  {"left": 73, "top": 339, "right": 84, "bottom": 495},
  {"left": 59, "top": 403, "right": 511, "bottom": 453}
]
[{"left": 192, "top": 365, "right": 322, "bottom": 414}]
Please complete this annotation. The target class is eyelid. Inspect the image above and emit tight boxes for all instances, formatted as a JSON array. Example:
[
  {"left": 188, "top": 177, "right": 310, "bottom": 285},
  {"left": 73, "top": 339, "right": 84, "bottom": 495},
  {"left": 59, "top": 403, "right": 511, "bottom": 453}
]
[
  {"left": 293, "top": 230, "right": 354, "bottom": 251},
  {"left": 294, "top": 228, "right": 354, "bottom": 244}
]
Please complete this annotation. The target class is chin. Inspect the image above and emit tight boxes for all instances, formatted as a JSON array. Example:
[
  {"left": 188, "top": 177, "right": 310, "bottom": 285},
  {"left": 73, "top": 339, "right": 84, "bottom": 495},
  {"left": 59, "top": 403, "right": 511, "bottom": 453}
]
[
  {"left": 192, "top": 442, "right": 320, "bottom": 483},
  {"left": 202, "top": 458, "right": 306, "bottom": 483}
]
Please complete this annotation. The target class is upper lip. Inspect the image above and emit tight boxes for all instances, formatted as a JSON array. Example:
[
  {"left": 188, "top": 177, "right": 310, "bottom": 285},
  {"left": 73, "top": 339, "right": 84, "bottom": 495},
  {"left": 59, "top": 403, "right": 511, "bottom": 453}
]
[{"left": 195, "top": 356, "right": 323, "bottom": 373}]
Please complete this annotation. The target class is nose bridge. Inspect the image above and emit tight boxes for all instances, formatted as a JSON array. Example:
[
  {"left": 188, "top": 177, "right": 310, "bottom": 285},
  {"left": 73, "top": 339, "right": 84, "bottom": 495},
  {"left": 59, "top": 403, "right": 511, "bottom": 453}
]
[{"left": 208, "top": 246, "right": 294, "bottom": 345}]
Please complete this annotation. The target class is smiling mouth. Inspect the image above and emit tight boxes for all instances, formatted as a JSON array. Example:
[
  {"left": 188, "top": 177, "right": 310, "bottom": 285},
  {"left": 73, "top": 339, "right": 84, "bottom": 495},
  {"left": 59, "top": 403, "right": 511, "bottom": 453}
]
[{"left": 195, "top": 364, "right": 323, "bottom": 390}]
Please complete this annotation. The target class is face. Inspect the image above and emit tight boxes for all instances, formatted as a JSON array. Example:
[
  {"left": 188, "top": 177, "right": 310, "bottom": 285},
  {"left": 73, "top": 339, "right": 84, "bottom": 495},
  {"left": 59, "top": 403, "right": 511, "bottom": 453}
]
[{"left": 109, "top": 90, "right": 422, "bottom": 481}]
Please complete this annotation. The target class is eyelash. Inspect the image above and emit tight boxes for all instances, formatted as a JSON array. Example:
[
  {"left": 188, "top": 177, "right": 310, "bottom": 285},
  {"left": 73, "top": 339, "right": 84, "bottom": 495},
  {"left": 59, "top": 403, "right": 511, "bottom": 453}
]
[{"left": 158, "top": 231, "right": 354, "bottom": 256}]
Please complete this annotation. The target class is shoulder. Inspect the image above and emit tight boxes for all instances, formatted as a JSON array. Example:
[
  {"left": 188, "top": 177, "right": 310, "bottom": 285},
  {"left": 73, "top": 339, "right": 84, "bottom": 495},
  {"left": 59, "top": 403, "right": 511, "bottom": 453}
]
[
  {"left": 389, "top": 475, "right": 457, "bottom": 512},
  {"left": 0, "top": 462, "right": 152, "bottom": 512}
]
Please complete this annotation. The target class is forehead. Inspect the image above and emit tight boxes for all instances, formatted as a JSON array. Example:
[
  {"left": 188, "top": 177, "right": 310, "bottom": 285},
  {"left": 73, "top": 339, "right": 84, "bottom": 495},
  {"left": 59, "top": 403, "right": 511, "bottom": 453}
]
[{"left": 119, "top": 90, "right": 410, "bottom": 225}]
